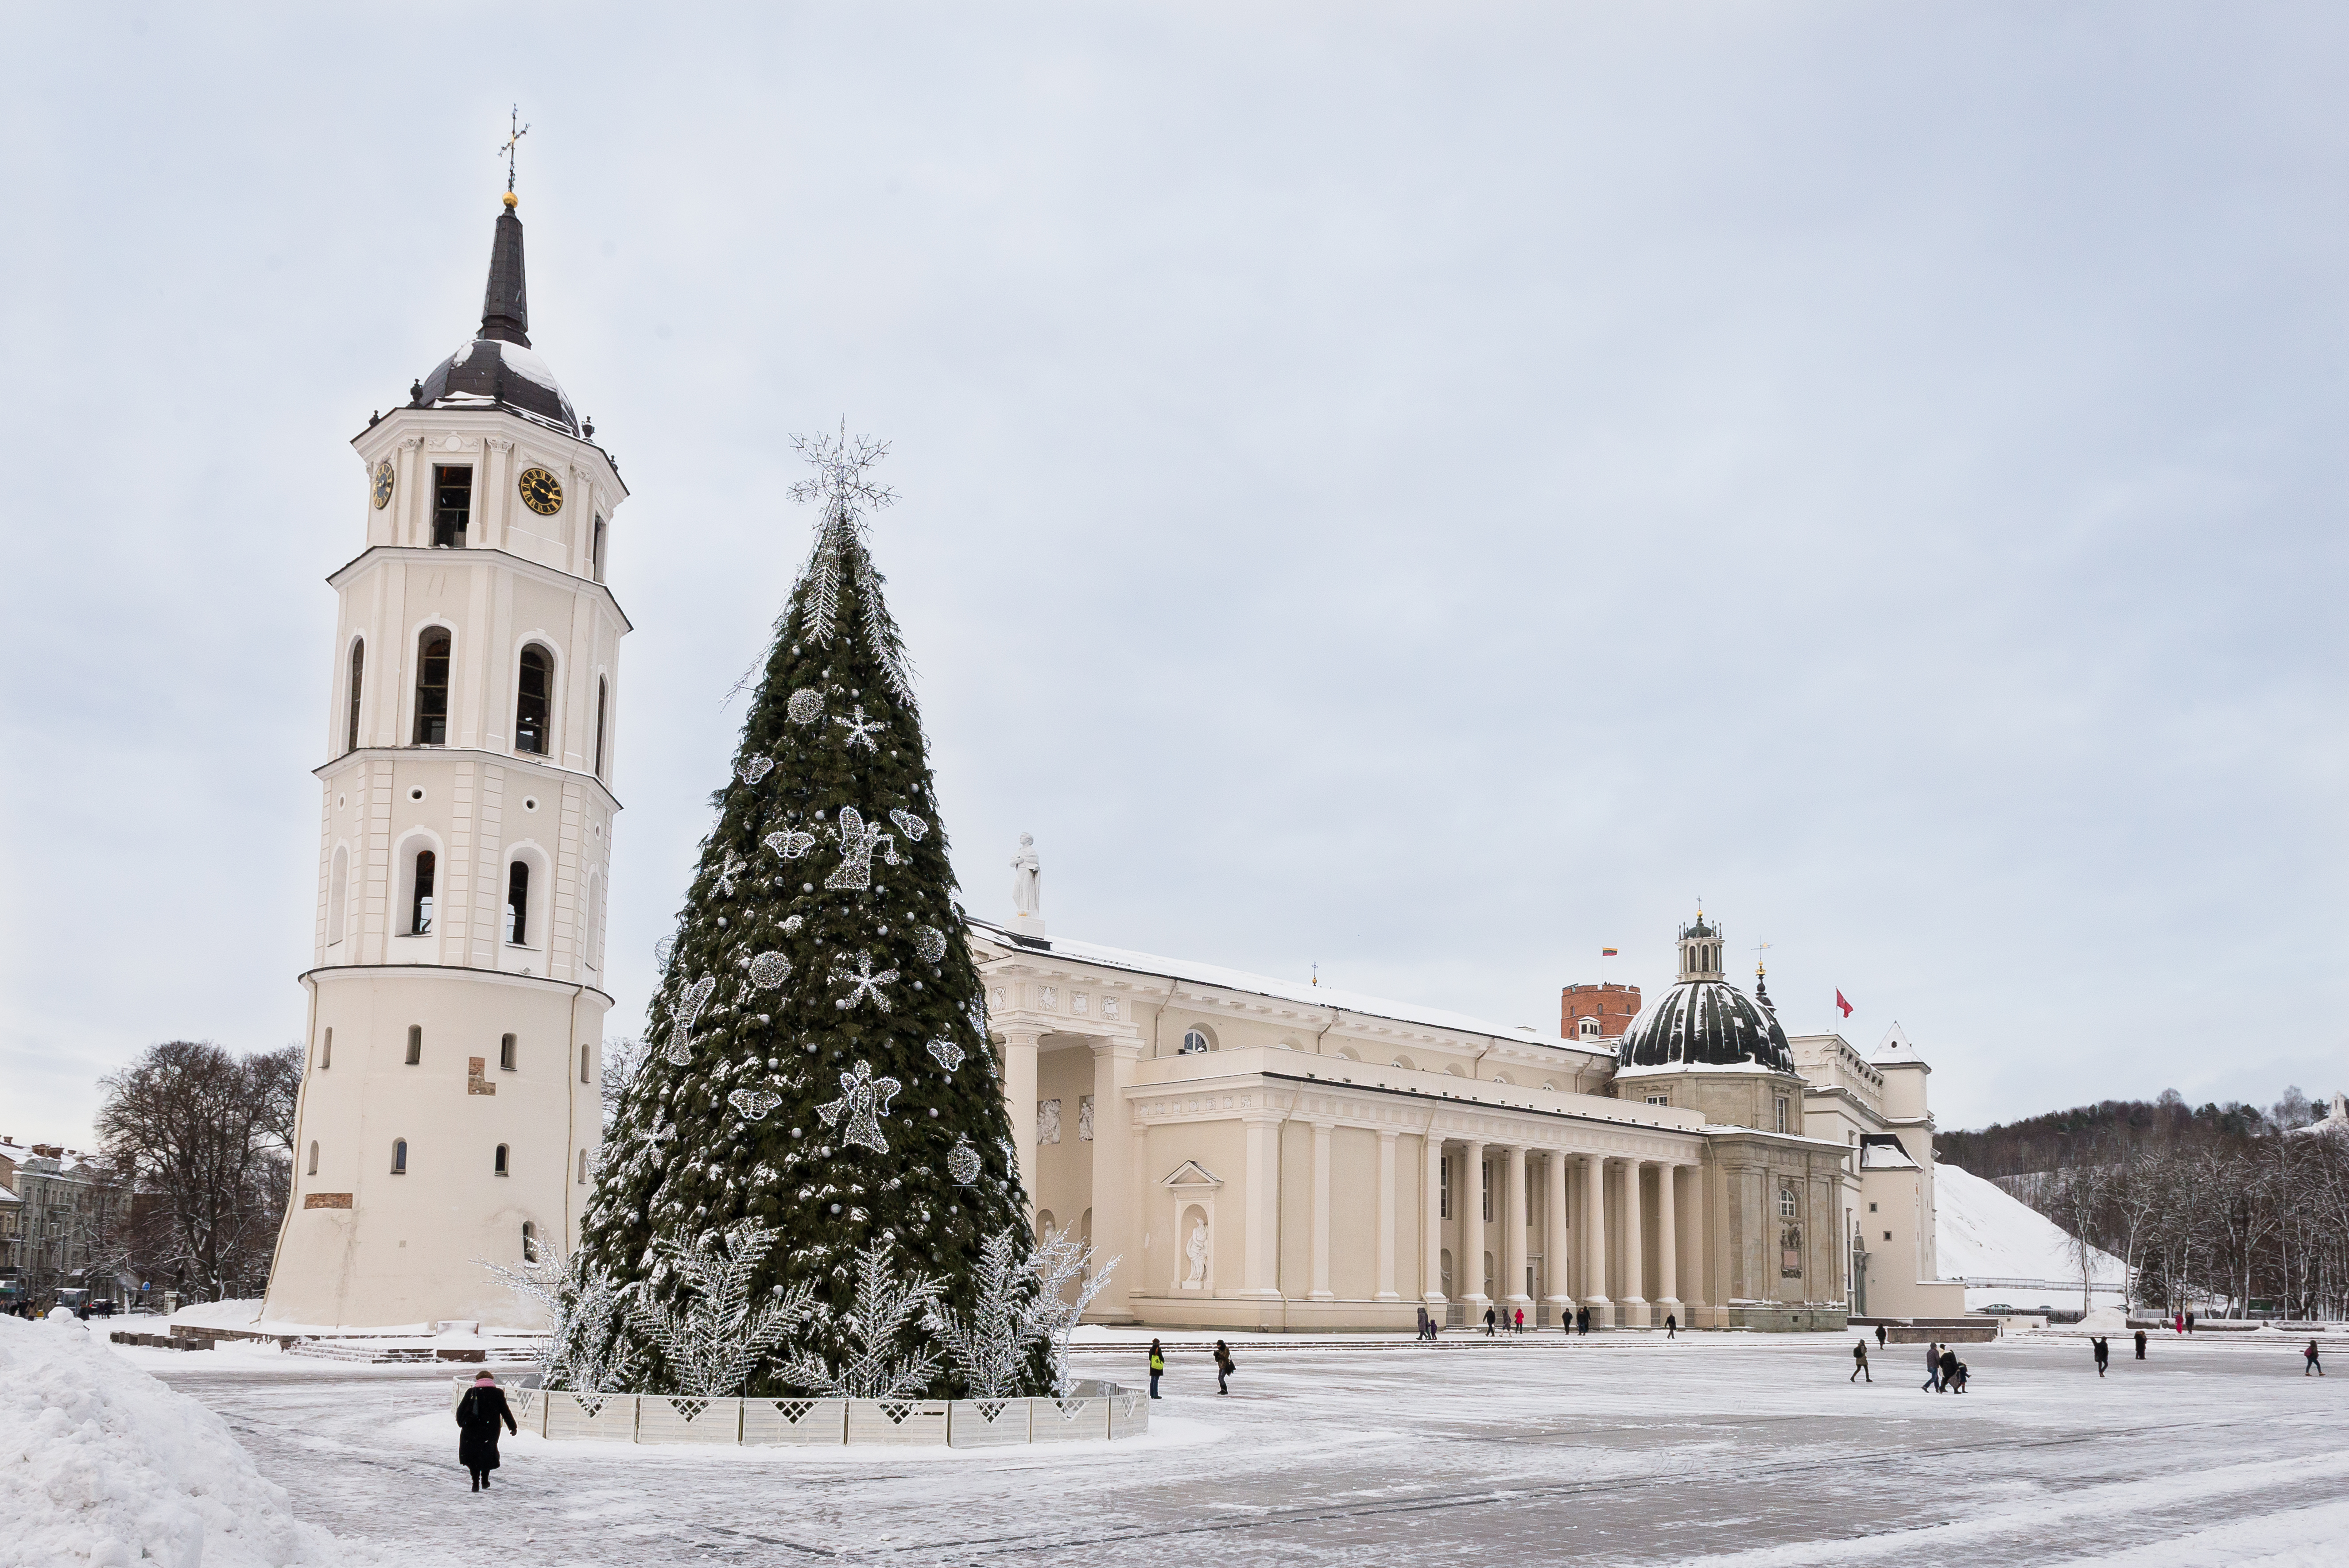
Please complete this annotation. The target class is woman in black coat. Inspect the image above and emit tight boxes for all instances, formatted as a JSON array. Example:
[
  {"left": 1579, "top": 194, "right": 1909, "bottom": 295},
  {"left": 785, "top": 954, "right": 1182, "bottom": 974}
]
[{"left": 456, "top": 1371, "right": 519, "bottom": 1491}]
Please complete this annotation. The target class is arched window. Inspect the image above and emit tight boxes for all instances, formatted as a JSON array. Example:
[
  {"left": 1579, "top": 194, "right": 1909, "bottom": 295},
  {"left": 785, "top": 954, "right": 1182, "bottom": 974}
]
[
  {"left": 391, "top": 1138, "right": 408, "bottom": 1174},
  {"left": 494, "top": 1144, "right": 510, "bottom": 1176},
  {"left": 327, "top": 846, "right": 349, "bottom": 947},
  {"left": 591, "top": 516, "right": 606, "bottom": 582},
  {"left": 306, "top": 1141, "right": 319, "bottom": 1176},
  {"left": 500, "top": 1033, "right": 517, "bottom": 1072},
  {"left": 1391, "top": 1056, "right": 1416, "bottom": 1071},
  {"left": 410, "top": 849, "right": 436, "bottom": 935},
  {"left": 1779, "top": 1182, "right": 1798, "bottom": 1219},
  {"left": 521, "top": 1220, "right": 539, "bottom": 1262},
  {"left": 514, "top": 645, "right": 552, "bottom": 756},
  {"left": 579, "top": 1043, "right": 592, "bottom": 1084},
  {"left": 405, "top": 1025, "right": 422, "bottom": 1066},
  {"left": 505, "top": 860, "right": 531, "bottom": 945},
  {"left": 412, "top": 629, "right": 451, "bottom": 745},
  {"left": 319, "top": 1028, "right": 332, "bottom": 1070},
  {"left": 345, "top": 639, "right": 365, "bottom": 752},
  {"left": 577, "top": 1148, "right": 589, "bottom": 1184},
  {"left": 1179, "top": 1028, "right": 1210, "bottom": 1056},
  {"left": 593, "top": 677, "right": 608, "bottom": 778}
]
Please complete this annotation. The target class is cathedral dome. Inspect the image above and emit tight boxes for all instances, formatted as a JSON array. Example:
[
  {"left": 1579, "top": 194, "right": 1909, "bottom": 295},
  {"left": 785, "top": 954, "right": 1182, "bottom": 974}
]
[
  {"left": 407, "top": 201, "right": 581, "bottom": 436},
  {"left": 1616, "top": 913, "right": 1795, "bottom": 1074}
]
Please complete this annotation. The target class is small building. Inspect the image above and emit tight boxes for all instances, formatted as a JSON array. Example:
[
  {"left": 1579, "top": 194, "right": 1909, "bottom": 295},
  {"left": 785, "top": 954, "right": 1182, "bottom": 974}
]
[{"left": 0, "top": 1138, "right": 132, "bottom": 1310}]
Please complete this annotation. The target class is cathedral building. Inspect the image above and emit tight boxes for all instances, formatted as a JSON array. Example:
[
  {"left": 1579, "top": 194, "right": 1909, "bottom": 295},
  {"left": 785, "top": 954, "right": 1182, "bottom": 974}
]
[
  {"left": 975, "top": 884, "right": 1965, "bottom": 1331},
  {"left": 262, "top": 191, "right": 624, "bottom": 1328}
]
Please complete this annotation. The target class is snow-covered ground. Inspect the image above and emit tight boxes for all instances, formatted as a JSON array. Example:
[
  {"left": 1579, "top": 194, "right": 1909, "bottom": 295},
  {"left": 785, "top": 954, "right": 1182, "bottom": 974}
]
[
  {"left": 88, "top": 1326, "right": 2346, "bottom": 1566},
  {"left": 1935, "top": 1159, "right": 2127, "bottom": 1309}
]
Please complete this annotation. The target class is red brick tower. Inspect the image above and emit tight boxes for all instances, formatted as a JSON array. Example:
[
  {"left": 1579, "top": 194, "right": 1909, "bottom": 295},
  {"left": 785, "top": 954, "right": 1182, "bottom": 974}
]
[{"left": 1561, "top": 982, "right": 1642, "bottom": 1044}]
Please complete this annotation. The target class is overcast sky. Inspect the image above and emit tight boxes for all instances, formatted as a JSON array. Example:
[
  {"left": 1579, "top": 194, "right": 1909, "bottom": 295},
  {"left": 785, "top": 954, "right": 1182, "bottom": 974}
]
[{"left": 4, "top": 4, "right": 2343, "bottom": 1150}]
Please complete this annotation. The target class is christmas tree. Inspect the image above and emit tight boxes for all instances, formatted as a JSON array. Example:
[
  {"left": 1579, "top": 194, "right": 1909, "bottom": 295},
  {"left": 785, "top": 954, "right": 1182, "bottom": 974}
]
[{"left": 574, "top": 429, "right": 1051, "bottom": 1400}]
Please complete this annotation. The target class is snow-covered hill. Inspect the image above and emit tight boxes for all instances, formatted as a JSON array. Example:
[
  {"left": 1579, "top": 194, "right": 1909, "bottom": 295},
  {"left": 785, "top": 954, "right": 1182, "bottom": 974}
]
[{"left": 1934, "top": 1160, "right": 2126, "bottom": 1311}]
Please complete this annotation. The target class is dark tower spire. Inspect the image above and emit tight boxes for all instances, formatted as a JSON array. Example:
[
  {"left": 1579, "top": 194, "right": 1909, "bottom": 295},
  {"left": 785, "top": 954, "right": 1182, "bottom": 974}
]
[{"left": 479, "top": 196, "right": 531, "bottom": 348}]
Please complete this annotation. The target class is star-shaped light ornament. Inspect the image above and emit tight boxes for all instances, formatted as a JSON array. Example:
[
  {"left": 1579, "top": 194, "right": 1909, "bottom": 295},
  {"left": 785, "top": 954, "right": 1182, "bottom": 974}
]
[{"left": 830, "top": 951, "right": 898, "bottom": 1012}]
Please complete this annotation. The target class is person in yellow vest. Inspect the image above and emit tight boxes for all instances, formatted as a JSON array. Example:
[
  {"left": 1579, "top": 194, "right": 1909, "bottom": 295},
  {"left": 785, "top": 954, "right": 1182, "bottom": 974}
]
[{"left": 1147, "top": 1339, "right": 1166, "bottom": 1398}]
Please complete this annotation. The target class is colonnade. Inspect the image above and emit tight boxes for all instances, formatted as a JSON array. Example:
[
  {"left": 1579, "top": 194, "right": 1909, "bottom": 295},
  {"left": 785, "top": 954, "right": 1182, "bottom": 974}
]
[{"left": 1426, "top": 1139, "right": 1703, "bottom": 1328}]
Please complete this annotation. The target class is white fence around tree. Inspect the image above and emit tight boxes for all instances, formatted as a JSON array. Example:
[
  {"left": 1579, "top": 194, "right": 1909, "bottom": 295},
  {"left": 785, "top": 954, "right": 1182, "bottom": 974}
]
[{"left": 461, "top": 1379, "right": 1149, "bottom": 1447}]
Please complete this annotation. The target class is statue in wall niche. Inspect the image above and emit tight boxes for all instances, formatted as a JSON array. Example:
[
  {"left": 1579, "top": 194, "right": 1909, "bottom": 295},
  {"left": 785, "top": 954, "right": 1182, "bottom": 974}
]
[
  {"left": 1010, "top": 833, "right": 1042, "bottom": 918},
  {"left": 1184, "top": 1220, "right": 1209, "bottom": 1288}
]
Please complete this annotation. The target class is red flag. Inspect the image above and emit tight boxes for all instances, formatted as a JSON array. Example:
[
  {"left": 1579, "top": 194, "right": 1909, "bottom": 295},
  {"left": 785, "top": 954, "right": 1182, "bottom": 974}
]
[{"left": 1836, "top": 990, "right": 1854, "bottom": 1018}]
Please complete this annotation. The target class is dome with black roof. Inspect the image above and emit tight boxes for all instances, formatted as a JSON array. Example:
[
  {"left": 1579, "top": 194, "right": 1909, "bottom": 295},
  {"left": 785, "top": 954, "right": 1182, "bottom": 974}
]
[
  {"left": 407, "top": 195, "right": 579, "bottom": 436},
  {"left": 1616, "top": 911, "right": 1796, "bottom": 1074}
]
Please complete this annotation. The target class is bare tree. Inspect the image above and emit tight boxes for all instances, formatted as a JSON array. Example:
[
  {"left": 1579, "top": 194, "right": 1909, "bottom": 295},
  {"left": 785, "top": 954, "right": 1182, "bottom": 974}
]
[
  {"left": 94, "top": 1041, "right": 292, "bottom": 1302},
  {"left": 600, "top": 1034, "right": 647, "bottom": 1127}
]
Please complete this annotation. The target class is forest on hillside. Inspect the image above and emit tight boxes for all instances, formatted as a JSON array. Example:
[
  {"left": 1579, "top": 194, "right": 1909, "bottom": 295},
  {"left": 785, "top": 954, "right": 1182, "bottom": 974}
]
[{"left": 1941, "top": 1087, "right": 2349, "bottom": 1320}]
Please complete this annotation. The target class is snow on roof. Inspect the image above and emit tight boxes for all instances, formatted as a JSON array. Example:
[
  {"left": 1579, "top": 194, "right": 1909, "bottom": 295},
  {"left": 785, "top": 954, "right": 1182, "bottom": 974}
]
[
  {"left": 1871, "top": 1021, "right": 1925, "bottom": 1065},
  {"left": 1859, "top": 1136, "right": 1919, "bottom": 1170},
  {"left": 969, "top": 920, "right": 1610, "bottom": 1059},
  {"left": 1933, "top": 1160, "right": 2124, "bottom": 1287}
]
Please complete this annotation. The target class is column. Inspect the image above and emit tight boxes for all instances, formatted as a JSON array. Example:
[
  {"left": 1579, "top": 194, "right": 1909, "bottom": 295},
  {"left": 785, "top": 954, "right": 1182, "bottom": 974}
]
[
  {"left": 1376, "top": 1130, "right": 1399, "bottom": 1300},
  {"left": 1580, "top": 1152, "right": 1610, "bottom": 1322},
  {"left": 1655, "top": 1158, "right": 1682, "bottom": 1327},
  {"left": 1620, "top": 1158, "right": 1649, "bottom": 1326},
  {"left": 1002, "top": 1027, "right": 1042, "bottom": 1222},
  {"left": 1543, "top": 1151, "right": 1571, "bottom": 1321},
  {"left": 1420, "top": 1135, "right": 1446, "bottom": 1306},
  {"left": 1239, "top": 1112, "right": 1283, "bottom": 1298},
  {"left": 1502, "top": 1145, "right": 1531, "bottom": 1317},
  {"left": 1088, "top": 1037, "right": 1142, "bottom": 1320},
  {"left": 1308, "top": 1120, "right": 1334, "bottom": 1301},
  {"left": 1460, "top": 1138, "right": 1488, "bottom": 1308},
  {"left": 1682, "top": 1161, "right": 1709, "bottom": 1321}
]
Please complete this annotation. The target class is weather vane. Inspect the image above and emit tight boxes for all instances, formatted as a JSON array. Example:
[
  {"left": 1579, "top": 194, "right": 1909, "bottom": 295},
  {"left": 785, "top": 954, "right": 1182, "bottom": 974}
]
[
  {"left": 500, "top": 105, "right": 530, "bottom": 197},
  {"left": 1753, "top": 938, "right": 1772, "bottom": 976}
]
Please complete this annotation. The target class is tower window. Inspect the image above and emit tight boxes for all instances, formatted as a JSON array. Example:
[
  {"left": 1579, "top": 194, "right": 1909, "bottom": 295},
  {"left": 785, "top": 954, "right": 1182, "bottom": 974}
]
[
  {"left": 577, "top": 1149, "right": 588, "bottom": 1184},
  {"left": 580, "top": 1042, "right": 592, "bottom": 1084},
  {"left": 500, "top": 1033, "right": 517, "bottom": 1072},
  {"left": 410, "top": 850, "right": 436, "bottom": 935},
  {"left": 406, "top": 1025, "right": 423, "bottom": 1065},
  {"left": 345, "top": 639, "right": 365, "bottom": 752},
  {"left": 392, "top": 1138, "right": 408, "bottom": 1174},
  {"left": 522, "top": 1220, "right": 539, "bottom": 1262},
  {"left": 1775, "top": 1096, "right": 1789, "bottom": 1134},
  {"left": 506, "top": 861, "right": 531, "bottom": 945},
  {"left": 515, "top": 645, "right": 552, "bottom": 756},
  {"left": 320, "top": 1027, "right": 332, "bottom": 1069},
  {"left": 307, "top": 1141, "right": 319, "bottom": 1176},
  {"left": 592, "top": 517, "right": 606, "bottom": 582},
  {"left": 431, "top": 465, "right": 472, "bottom": 547},
  {"left": 594, "top": 677, "right": 608, "bottom": 778},
  {"left": 1439, "top": 1154, "right": 1451, "bottom": 1220},
  {"left": 494, "top": 1143, "right": 509, "bottom": 1177},
  {"left": 412, "top": 629, "right": 451, "bottom": 745}
]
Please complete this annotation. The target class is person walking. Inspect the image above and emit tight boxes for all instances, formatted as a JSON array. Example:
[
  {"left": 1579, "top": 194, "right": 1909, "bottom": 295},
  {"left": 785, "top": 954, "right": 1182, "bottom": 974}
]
[
  {"left": 1851, "top": 1339, "right": 1871, "bottom": 1382},
  {"left": 2186, "top": 1312, "right": 2196, "bottom": 1335},
  {"left": 2174, "top": 1311, "right": 2184, "bottom": 1336},
  {"left": 1147, "top": 1339, "right": 1166, "bottom": 1399},
  {"left": 1875, "top": 1324, "right": 1887, "bottom": 1349},
  {"left": 1951, "top": 1358, "right": 1970, "bottom": 1393},
  {"left": 455, "top": 1371, "right": 518, "bottom": 1492},
  {"left": 1483, "top": 1305, "right": 1498, "bottom": 1337},
  {"left": 1923, "top": 1341, "right": 1943, "bottom": 1392},
  {"left": 1665, "top": 1312, "right": 1678, "bottom": 1339},
  {"left": 1938, "top": 1346, "right": 1960, "bottom": 1393},
  {"left": 2306, "top": 1340, "right": 2326, "bottom": 1377},
  {"left": 1577, "top": 1306, "right": 1590, "bottom": 1336},
  {"left": 2134, "top": 1329, "right": 2147, "bottom": 1361},
  {"left": 2093, "top": 1336, "right": 2109, "bottom": 1378},
  {"left": 1213, "top": 1340, "right": 1235, "bottom": 1396}
]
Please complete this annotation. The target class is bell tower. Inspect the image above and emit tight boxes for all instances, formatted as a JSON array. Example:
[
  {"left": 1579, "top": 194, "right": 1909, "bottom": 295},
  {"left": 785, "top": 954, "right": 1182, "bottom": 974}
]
[{"left": 264, "top": 187, "right": 630, "bottom": 1328}]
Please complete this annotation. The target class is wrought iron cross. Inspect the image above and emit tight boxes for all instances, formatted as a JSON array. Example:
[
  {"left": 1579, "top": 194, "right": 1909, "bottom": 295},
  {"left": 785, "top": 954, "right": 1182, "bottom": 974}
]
[{"left": 501, "top": 105, "right": 531, "bottom": 195}]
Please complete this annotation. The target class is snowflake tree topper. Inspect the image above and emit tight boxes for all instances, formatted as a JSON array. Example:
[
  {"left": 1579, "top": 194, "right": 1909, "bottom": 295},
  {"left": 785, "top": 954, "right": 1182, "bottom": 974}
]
[{"left": 783, "top": 422, "right": 916, "bottom": 706}]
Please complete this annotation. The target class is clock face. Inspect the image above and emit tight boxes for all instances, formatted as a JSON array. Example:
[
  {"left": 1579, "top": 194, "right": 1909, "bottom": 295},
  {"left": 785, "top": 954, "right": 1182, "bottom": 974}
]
[
  {"left": 518, "top": 466, "right": 564, "bottom": 516},
  {"left": 371, "top": 460, "right": 395, "bottom": 510}
]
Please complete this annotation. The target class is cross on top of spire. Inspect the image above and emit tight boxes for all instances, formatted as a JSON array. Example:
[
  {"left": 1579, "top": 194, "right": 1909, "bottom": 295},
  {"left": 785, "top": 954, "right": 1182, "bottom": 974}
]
[{"left": 500, "top": 105, "right": 531, "bottom": 201}]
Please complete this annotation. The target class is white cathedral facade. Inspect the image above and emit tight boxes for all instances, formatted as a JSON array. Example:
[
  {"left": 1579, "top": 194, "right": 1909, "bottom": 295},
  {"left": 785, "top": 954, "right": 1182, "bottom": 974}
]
[
  {"left": 258, "top": 192, "right": 1967, "bottom": 1336},
  {"left": 263, "top": 193, "right": 619, "bottom": 1328}
]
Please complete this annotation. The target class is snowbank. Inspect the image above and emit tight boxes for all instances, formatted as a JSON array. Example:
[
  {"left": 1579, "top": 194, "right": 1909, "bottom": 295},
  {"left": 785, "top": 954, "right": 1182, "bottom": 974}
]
[
  {"left": 0, "top": 1312, "right": 364, "bottom": 1568},
  {"left": 1935, "top": 1161, "right": 2125, "bottom": 1291},
  {"left": 166, "top": 1297, "right": 265, "bottom": 1332}
]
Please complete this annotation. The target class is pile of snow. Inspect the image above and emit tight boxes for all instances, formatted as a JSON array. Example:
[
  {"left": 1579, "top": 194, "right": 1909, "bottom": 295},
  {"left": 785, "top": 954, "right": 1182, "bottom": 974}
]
[
  {"left": 0, "top": 1312, "right": 363, "bottom": 1567},
  {"left": 1935, "top": 1160, "right": 2125, "bottom": 1293},
  {"left": 166, "top": 1297, "right": 264, "bottom": 1332}
]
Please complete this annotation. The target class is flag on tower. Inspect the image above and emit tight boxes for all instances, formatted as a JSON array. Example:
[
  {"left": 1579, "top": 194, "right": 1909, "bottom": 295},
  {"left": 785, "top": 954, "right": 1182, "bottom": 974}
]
[
  {"left": 1601, "top": 947, "right": 1618, "bottom": 957},
  {"left": 1836, "top": 990, "right": 1854, "bottom": 1018}
]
